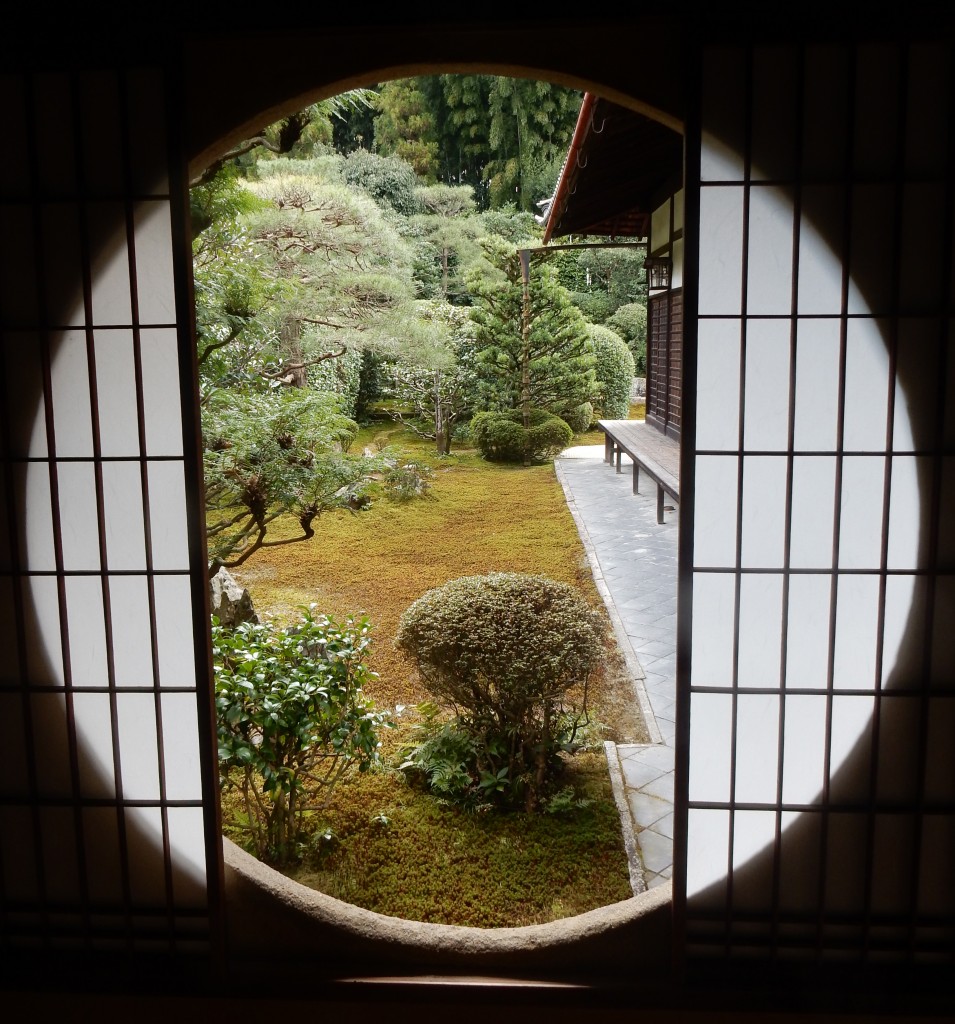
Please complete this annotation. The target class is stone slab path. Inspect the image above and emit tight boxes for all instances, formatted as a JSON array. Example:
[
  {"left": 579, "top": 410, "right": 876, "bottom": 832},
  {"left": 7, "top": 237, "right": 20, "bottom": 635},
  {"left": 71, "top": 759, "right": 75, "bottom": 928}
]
[{"left": 555, "top": 444, "right": 679, "bottom": 892}]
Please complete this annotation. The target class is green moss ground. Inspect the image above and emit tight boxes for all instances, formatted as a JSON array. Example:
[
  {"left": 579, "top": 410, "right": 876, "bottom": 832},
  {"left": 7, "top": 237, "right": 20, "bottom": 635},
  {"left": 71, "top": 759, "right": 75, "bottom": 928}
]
[{"left": 223, "top": 421, "right": 647, "bottom": 925}]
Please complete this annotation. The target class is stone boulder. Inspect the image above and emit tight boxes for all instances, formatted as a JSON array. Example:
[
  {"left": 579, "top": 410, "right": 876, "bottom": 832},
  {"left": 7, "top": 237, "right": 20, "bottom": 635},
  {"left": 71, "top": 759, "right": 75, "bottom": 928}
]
[{"left": 209, "top": 566, "right": 258, "bottom": 626}]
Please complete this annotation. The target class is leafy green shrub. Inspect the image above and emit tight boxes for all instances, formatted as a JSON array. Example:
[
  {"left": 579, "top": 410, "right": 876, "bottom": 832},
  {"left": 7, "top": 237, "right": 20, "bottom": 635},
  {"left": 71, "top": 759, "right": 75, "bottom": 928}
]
[
  {"left": 470, "top": 408, "right": 573, "bottom": 463},
  {"left": 341, "top": 149, "right": 422, "bottom": 216},
  {"left": 395, "top": 573, "right": 605, "bottom": 811},
  {"left": 606, "top": 302, "right": 648, "bottom": 376},
  {"left": 588, "top": 323, "right": 635, "bottom": 421},
  {"left": 213, "top": 607, "right": 390, "bottom": 865},
  {"left": 558, "top": 401, "right": 594, "bottom": 435}
]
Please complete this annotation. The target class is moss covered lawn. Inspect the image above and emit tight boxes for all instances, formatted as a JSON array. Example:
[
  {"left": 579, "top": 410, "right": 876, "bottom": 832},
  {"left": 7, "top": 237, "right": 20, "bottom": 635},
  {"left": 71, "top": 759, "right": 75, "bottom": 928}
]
[{"left": 224, "top": 419, "right": 649, "bottom": 926}]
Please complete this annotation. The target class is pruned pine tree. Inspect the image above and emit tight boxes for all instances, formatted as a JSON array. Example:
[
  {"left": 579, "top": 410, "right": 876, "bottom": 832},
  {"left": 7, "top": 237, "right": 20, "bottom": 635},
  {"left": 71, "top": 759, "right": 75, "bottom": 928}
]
[
  {"left": 466, "top": 235, "right": 596, "bottom": 441},
  {"left": 411, "top": 182, "right": 480, "bottom": 302},
  {"left": 242, "top": 168, "right": 417, "bottom": 387}
]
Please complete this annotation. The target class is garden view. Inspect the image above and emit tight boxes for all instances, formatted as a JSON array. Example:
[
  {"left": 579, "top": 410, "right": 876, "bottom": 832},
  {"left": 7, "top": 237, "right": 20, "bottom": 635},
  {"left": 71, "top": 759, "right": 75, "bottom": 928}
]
[{"left": 197, "top": 76, "right": 651, "bottom": 927}]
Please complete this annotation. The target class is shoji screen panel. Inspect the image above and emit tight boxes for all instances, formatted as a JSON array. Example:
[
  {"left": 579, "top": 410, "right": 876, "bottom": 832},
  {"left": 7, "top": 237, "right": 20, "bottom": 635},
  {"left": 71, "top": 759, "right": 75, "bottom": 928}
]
[
  {"left": 676, "top": 41, "right": 955, "bottom": 964},
  {"left": 0, "top": 67, "right": 221, "bottom": 957}
]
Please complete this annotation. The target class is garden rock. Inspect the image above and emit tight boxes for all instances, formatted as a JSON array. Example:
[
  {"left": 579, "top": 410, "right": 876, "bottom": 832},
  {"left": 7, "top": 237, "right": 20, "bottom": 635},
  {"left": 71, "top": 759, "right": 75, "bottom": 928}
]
[{"left": 210, "top": 566, "right": 258, "bottom": 626}]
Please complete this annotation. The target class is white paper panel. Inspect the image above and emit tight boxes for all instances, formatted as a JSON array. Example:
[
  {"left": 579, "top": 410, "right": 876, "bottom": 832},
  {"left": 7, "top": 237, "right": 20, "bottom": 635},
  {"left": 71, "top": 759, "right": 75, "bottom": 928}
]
[
  {"left": 782, "top": 695, "right": 828, "bottom": 804},
  {"left": 793, "top": 319, "right": 841, "bottom": 451},
  {"left": 108, "top": 575, "right": 155, "bottom": 688},
  {"left": 686, "top": 809, "right": 730, "bottom": 905},
  {"left": 747, "top": 187, "right": 794, "bottom": 315},
  {"left": 698, "top": 188, "right": 744, "bottom": 315},
  {"left": 167, "top": 808, "right": 209, "bottom": 908},
  {"left": 744, "top": 319, "right": 790, "bottom": 451},
  {"left": 101, "top": 461, "right": 146, "bottom": 570},
  {"left": 72, "top": 692, "right": 115, "bottom": 798},
  {"left": 691, "top": 572, "right": 737, "bottom": 688},
  {"left": 22, "top": 576, "right": 63, "bottom": 686},
  {"left": 147, "top": 461, "right": 190, "bottom": 570},
  {"left": 56, "top": 462, "right": 101, "bottom": 572},
  {"left": 789, "top": 456, "right": 836, "bottom": 569},
  {"left": 689, "top": 693, "right": 734, "bottom": 803},
  {"left": 893, "top": 318, "right": 939, "bottom": 452},
  {"left": 798, "top": 188, "right": 846, "bottom": 316},
  {"left": 134, "top": 202, "right": 176, "bottom": 324},
  {"left": 701, "top": 47, "right": 746, "bottom": 182},
  {"left": 140, "top": 329, "right": 183, "bottom": 456},
  {"left": 740, "top": 456, "right": 788, "bottom": 568},
  {"left": 881, "top": 574, "right": 926, "bottom": 689},
  {"left": 838, "top": 456, "right": 886, "bottom": 570},
  {"left": 833, "top": 574, "right": 880, "bottom": 691},
  {"left": 695, "top": 319, "right": 740, "bottom": 451},
  {"left": 735, "top": 694, "right": 780, "bottom": 803},
  {"left": 160, "top": 694, "right": 203, "bottom": 801},
  {"left": 887, "top": 455, "right": 927, "bottom": 571},
  {"left": 785, "top": 574, "right": 833, "bottom": 690},
  {"left": 116, "top": 693, "right": 160, "bottom": 800},
  {"left": 153, "top": 575, "right": 197, "bottom": 687},
  {"left": 89, "top": 205, "right": 132, "bottom": 325},
  {"left": 737, "top": 573, "right": 783, "bottom": 689},
  {"left": 64, "top": 576, "right": 107, "bottom": 688},
  {"left": 843, "top": 319, "right": 890, "bottom": 452},
  {"left": 732, "top": 811, "right": 778, "bottom": 911},
  {"left": 693, "top": 456, "right": 739, "bottom": 567},
  {"left": 50, "top": 331, "right": 94, "bottom": 458},
  {"left": 94, "top": 330, "right": 140, "bottom": 457},
  {"left": 124, "top": 805, "right": 167, "bottom": 906},
  {"left": 20, "top": 462, "right": 55, "bottom": 571},
  {"left": 829, "top": 695, "right": 876, "bottom": 793}
]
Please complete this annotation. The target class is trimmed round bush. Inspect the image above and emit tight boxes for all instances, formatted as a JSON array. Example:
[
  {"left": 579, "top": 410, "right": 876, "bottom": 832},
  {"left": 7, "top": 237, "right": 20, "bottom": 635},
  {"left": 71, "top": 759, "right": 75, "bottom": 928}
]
[
  {"left": 470, "top": 408, "right": 573, "bottom": 463},
  {"left": 559, "top": 401, "right": 594, "bottom": 436},
  {"left": 395, "top": 573, "right": 605, "bottom": 811},
  {"left": 588, "top": 323, "right": 635, "bottom": 421},
  {"left": 606, "top": 302, "right": 647, "bottom": 376}
]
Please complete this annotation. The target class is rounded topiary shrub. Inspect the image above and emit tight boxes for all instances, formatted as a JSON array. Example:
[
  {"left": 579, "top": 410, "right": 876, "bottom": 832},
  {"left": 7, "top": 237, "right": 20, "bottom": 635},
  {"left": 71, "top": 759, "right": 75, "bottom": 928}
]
[
  {"left": 606, "top": 302, "right": 647, "bottom": 376},
  {"left": 588, "top": 323, "right": 635, "bottom": 421},
  {"left": 395, "top": 573, "right": 605, "bottom": 810},
  {"left": 559, "top": 401, "right": 594, "bottom": 436},
  {"left": 470, "top": 408, "right": 573, "bottom": 463}
]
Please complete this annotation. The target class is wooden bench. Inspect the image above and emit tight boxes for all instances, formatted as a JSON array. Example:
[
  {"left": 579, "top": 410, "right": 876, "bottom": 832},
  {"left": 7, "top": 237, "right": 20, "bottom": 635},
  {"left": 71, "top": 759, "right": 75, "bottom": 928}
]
[{"left": 597, "top": 420, "right": 680, "bottom": 524}]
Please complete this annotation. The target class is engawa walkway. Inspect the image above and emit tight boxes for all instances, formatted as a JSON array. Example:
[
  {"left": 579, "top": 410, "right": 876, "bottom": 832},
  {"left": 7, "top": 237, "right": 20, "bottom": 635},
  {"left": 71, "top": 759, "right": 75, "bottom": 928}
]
[{"left": 555, "top": 443, "right": 679, "bottom": 892}]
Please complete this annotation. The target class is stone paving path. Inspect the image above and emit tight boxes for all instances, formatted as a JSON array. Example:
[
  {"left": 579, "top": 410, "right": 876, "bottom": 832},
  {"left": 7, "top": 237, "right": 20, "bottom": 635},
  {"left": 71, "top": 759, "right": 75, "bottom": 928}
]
[{"left": 555, "top": 444, "right": 679, "bottom": 892}]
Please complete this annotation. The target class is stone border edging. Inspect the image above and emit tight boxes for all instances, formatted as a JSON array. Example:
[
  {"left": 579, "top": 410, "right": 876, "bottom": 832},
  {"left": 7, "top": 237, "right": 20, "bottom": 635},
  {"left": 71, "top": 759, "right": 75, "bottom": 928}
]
[{"left": 223, "top": 837, "right": 672, "bottom": 974}]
